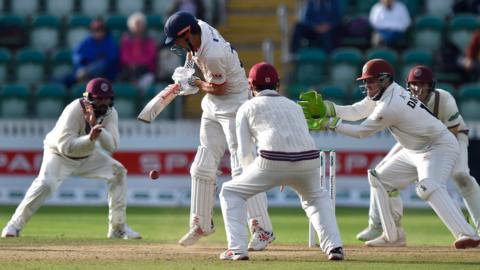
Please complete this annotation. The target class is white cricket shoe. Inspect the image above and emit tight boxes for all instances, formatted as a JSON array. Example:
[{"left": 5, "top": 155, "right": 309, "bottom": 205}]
[
  {"left": 356, "top": 225, "right": 383, "bottom": 242},
  {"left": 178, "top": 224, "right": 216, "bottom": 246},
  {"left": 107, "top": 224, "right": 142, "bottom": 239},
  {"left": 248, "top": 227, "right": 275, "bottom": 251},
  {"left": 327, "top": 247, "right": 345, "bottom": 261},
  {"left": 365, "top": 227, "right": 406, "bottom": 247},
  {"left": 219, "top": 249, "right": 249, "bottom": 261},
  {"left": 454, "top": 235, "right": 480, "bottom": 249},
  {"left": 1, "top": 224, "right": 19, "bottom": 238}
]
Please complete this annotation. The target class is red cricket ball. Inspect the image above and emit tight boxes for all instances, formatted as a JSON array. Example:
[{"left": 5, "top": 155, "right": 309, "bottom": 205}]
[{"left": 149, "top": 170, "right": 160, "bottom": 180}]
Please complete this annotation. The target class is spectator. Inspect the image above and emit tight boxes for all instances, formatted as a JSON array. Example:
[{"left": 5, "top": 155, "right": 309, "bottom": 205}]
[
  {"left": 289, "top": 0, "right": 342, "bottom": 54},
  {"left": 64, "top": 18, "right": 119, "bottom": 88},
  {"left": 369, "top": 0, "right": 411, "bottom": 49},
  {"left": 168, "top": 0, "right": 206, "bottom": 21},
  {"left": 459, "top": 30, "right": 480, "bottom": 81},
  {"left": 453, "top": 0, "right": 480, "bottom": 15},
  {"left": 119, "top": 12, "right": 157, "bottom": 92}
]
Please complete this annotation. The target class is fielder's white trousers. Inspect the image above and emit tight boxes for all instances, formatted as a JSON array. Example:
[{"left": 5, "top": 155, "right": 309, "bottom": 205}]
[
  {"left": 220, "top": 157, "right": 342, "bottom": 254},
  {"left": 7, "top": 149, "right": 127, "bottom": 231}
]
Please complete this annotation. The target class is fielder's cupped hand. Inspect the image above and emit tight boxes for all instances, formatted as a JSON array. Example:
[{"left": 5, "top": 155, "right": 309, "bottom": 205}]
[
  {"left": 84, "top": 102, "right": 97, "bottom": 126},
  {"left": 89, "top": 124, "right": 103, "bottom": 141}
]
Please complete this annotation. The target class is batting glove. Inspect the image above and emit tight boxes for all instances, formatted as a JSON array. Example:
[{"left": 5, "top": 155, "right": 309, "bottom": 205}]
[{"left": 307, "top": 116, "right": 342, "bottom": 131}]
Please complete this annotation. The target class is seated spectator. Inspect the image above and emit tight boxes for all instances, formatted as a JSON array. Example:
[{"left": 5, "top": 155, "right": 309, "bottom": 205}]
[
  {"left": 289, "top": 0, "right": 341, "bottom": 54},
  {"left": 453, "top": 0, "right": 480, "bottom": 15},
  {"left": 63, "top": 18, "right": 118, "bottom": 87},
  {"left": 461, "top": 30, "right": 480, "bottom": 81},
  {"left": 369, "top": 0, "right": 411, "bottom": 49},
  {"left": 168, "top": 0, "right": 206, "bottom": 21},
  {"left": 119, "top": 12, "right": 157, "bottom": 92}
]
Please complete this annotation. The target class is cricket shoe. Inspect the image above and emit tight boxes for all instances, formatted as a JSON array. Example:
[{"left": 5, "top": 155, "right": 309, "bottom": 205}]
[
  {"left": 219, "top": 249, "right": 249, "bottom": 261},
  {"left": 1, "top": 224, "right": 19, "bottom": 238},
  {"left": 178, "top": 223, "right": 216, "bottom": 246},
  {"left": 328, "top": 247, "right": 345, "bottom": 261},
  {"left": 108, "top": 224, "right": 142, "bottom": 239},
  {"left": 454, "top": 235, "right": 480, "bottom": 249},
  {"left": 356, "top": 225, "right": 383, "bottom": 242},
  {"left": 248, "top": 227, "right": 275, "bottom": 251},
  {"left": 365, "top": 227, "right": 406, "bottom": 247}
]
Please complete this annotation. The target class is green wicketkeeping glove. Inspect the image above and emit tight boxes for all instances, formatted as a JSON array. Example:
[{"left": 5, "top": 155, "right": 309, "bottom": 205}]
[
  {"left": 298, "top": 91, "right": 336, "bottom": 119},
  {"left": 307, "top": 116, "right": 342, "bottom": 131}
]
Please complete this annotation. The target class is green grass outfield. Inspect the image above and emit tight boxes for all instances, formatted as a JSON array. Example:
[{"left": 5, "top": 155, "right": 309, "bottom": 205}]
[{"left": 0, "top": 205, "right": 479, "bottom": 270}]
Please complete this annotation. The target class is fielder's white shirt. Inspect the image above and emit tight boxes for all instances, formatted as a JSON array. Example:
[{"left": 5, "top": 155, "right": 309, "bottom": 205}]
[
  {"left": 425, "top": 89, "right": 467, "bottom": 132},
  {"left": 335, "top": 82, "right": 448, "bottom": 152},
  {"left": 369, "top": 1, "right": 411, "bottom": 31},
  {"left": 194, "top": 20, "right": 248, "bottom": 114},
  {"left": 44, "top": 99, "right": 119, "bottom": 158},
  {"left": 236, "top": 90, "right": 318, "bottom": 168}
]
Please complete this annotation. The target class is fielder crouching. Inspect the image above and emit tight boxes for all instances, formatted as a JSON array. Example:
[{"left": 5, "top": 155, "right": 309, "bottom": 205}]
[
  {"left": 219, "top": 62, "right": 344, "bottom": 261},
  {"left": 1, "top": 78, "right": 141, "bottom": 239}
]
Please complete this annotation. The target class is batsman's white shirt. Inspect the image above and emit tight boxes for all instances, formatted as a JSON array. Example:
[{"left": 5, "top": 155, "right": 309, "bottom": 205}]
[
  {"left": 221, "top": 90, "right": 342, "bottom": 255},
  {"left": 194, "top": 20, "right": 248, "bottom": 115}
]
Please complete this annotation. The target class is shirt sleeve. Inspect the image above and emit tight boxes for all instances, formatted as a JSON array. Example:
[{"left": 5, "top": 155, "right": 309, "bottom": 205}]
[
  {"left": 203, "top": 54, "right": 226, "bottom": 85},
  {"left": 236, "top": 105, "right": 255, "bottom": 168},
  {"left": 442, "top": 94, "right": 462, "bottom": 129},
  {"left": 334, "top": 98, "right": 376, "bottom": 121},
  {"left": 57, "top": 105, "right": 96, "bottom": 157},
  {"left": 97, "top": 109, "right": 119, "bottom": 153},
  {"left": 335, "top": 104, "right": 392, "bottom": 138}
]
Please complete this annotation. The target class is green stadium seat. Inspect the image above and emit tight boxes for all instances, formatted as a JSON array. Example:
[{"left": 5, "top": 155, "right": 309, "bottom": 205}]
[
  {"left": 152, "top": 0, "right": 175, "bottom": 17},
  {"left": 12, "top": 0, "right": 39, "bottom": 17},
  {"left": 401, "top": 48, "right": 433, "bottom": 81},
  {"left": 67, "top": 15, "right": 92, "bottom": 49},
  {"left": 366, "top": 48, "right": 399, "bottom": 69},
  {"left": 116, "top": 0, "right": 145, "bottom": 16},
  {"left": 458, "top": 83, "right": 480, "bottom": 121},
  {"left": 318, "top": 85, "right": 348, "bottom": 105},
  {"left": 356, "top": 0, "right": 377, "bottom": 15},
  {"left": 0, "top": 84, "right": 30, "bottom": 118},
  {"left": 330, "top": 47, "right": 363, "bottom": 89},
  {"left": 30, "top": 15, "right": 61, "bottom": 52},
  {"left": 425, "top": 0, "right": 453, "bottom": 17},
  {"left": 448, "top": 14, "right": 479, "bottom": 52},
  {"left": 70, "top": 83, "right": 87, "bottom": 101},
  {"left": 413, "top": 15, "right": 445, "bottom": 51},
  {"left": 80, "top": 0, "right": 110, "bottom": 18},
  {"left": 45, "top": 0, "right": 75, "bottom": 18},
  {"left": 15, "top": 48, "right": 45, "bottom": 84},
  {"left": 0, "top": 47, "right": 11, "bottom": 83},
  {"left": 436, "top": 82, "right": 456, "bottom": 96},
  {"left": 143, "top": 83, "right": 175, "bottom": 119},
  {"left": 401, "top": 0, "right": 424, "bottom": 17},
  {"left": 291, "top": 48, "right": 327, "bottom": 87},
  {"left": 113, "top": 83, "right": 139, "bottom": 118},
  {"left": 34, "top": 83, "right": 67, "bottom": 119},
  {"left": 52, "top": 48, "right": 73, "bottom": 79},
  {"left": 147, "top": 14, "right": 164, "bottom": 41},
  {"left": 106, "top": 15, "right": 128, "bottom": 42},
  {"left": 286, "top": 83, "right": 316, "bottom": 100}
]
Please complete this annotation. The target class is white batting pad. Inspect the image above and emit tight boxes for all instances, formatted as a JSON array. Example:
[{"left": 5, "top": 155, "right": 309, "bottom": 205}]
[
  {"left": 246, "top": 192, "right": 272, "bottom": 233},
  {"left": 190, "top": 177, "right": 216, "bottom": 233}
]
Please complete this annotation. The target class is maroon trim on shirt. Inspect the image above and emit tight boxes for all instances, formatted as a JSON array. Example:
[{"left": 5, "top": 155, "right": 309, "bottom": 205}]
[{"left": 259, "top": 150, "right": 320, "bottom": 161}]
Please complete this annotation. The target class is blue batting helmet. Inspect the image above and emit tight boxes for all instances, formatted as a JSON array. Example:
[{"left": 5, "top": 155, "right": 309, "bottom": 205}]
[{"left": 164, "top": 11, "right": 198, "bottom": 46}]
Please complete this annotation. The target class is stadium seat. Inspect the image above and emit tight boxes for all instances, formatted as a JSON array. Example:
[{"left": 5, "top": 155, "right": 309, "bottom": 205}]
[
  {"left": 0, "top": 84, "right": 30, "bottom": 118},
  {"left": 15, "top": 48, "right": 45, "bottom": 85},
  {"left": 34, "top": 83, "right": 67, "bottom": 119},
  {"left": 152, "top": 0, "right": 175, "bottom": 17},
  {"left": 0, "top": 15, "right": 28, "bottom": 48},
  {"left": 45, "top": 0, "right": 75, "bottom": 18},
  {"left": 66, "top": 15, "right": 92, "bottom": 49},
  {"left": 116, "top": 0, "right": 145, "bottom": 16},
  {"left": 290, "top": 48, "right": 327, "bottom": 87},
  {"left": 366, "top": 48, "right": 399, "bottom": 67},
  {"left": 11, "top": 0, "right": 39, "bottom": 17},
  {"left": 413, "top": 15, "right": 445, "bottom": 51},
  {"left": 106, "top": 15, "right": 127, "bottom": 42},
  {"left": 425, "top": 0, "right": 453, "bottom": 18},
  {"left": 112, "top": 83, "right": 139, "bottom": 119},
  {"left": 51, "top": 48, "right": 73, "bottom": 79},
  {"left": 80, "top": 0, "right": 110, "bottom": 18},
  {"left": 0, "top": 47, "right": 11, "bottom": 83},
  {"left": 286, "top": 83, "right": 316, "bottom": 100},
  {"left": 448, "top": 14, "right": 479, "bottom": 52},
  {"left": 355, "top": 0, "right": 377, "bottom": 15},
  {"left": 142, "top": 83, "right": 175, "bottom": 119},
  {"left": 401, "top": 0, "right": 424, "bottom": 17},
  {"left": 30, "top": 15, "right": 61, "bottom": 53},
  {"left": 436, "top": 82, "right": 456, "bottom": 97},
  {"left": 329, "top": 47, "right": 363, "bottom": 89},
  {"left": 318, "top": 85, "right": 348, "bottom": 105},
  {"left": 401, "top": 48, "right": 433, "bottom": 81},
  {"left": 458, "top": 83, "right": 480, "bottom": 121},
  {"left": 147, "top": 14, "right": 164, "bottom": 41},
  {"left": 70, "top": 83, "right": 87, "bottom": 101}
]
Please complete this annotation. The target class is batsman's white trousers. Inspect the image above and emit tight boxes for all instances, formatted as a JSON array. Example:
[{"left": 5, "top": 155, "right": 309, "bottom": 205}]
[
  {"left": 220, "top": 157, "right": 342, "bottom": 254},
  {"left": 189, "top": 109, "right": 272, "bottom": 233},
  {"left": 373, "top": 132, "right": 477, "bottom": 239},
  {"left": 7, "top": 149, "right": 127, "bottom": 230}
]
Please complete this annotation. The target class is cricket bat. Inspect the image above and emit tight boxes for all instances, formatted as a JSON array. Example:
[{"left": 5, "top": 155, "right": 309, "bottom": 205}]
[{"left": 137, "top": 84, "right": 180, "bottom": 123}]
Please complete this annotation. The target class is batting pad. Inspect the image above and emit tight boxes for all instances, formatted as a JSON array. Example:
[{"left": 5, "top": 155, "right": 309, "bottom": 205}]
[
  {"left": 246, "top": 192, "right": 273, "bottom": 233},
  {"left": 190, "top": 177, "right": 216, "bottom": 233},
  {"left": 427, "top": 188, "right": 477, "bottom": 238}
]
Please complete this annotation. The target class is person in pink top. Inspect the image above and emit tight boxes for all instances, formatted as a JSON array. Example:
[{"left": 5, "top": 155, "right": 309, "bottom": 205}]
[{"left": 119, "top": 12, "right": 157, "bottom": 91}]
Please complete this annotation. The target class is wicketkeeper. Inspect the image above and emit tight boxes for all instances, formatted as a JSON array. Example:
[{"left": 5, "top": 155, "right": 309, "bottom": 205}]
[{"left": 1, "top": 78, "right": 141, "bottom": 239}]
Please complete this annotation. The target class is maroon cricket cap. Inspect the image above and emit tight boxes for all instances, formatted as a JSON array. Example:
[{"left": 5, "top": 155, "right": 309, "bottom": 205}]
[
  {"left": 248, "top": 62, "right": 279, "bottom": 87},
  {"left": 85, "top": 77, "right": 114, "bottom": 98}
]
